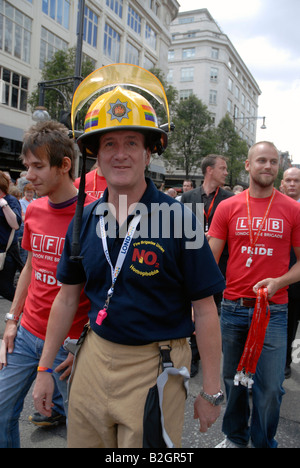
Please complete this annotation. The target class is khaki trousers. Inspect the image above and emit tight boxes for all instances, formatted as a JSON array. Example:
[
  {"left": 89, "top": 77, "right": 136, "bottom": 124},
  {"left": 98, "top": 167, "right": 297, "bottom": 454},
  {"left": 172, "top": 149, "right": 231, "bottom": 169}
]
[{"left": 67, "top": 330, "right": 191, "bottom": 448}]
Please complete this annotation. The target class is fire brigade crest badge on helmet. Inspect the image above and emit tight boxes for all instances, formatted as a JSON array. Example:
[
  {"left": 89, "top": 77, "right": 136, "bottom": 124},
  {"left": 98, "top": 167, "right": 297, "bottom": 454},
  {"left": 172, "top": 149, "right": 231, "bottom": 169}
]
[{"left": 108, "top": 99, "right": 132, "bottom": 122}]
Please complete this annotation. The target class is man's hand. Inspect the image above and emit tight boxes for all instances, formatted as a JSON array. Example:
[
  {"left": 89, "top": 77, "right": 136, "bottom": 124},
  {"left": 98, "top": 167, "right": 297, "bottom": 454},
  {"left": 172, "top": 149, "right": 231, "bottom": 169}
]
[
  {"left": 0, "top": 321, "right": 18, "bottom": 370},
  {"left": 194, "top": 394, "right": 221, "bottom": 433},
  {"left": 253, "top": 277, "right": 280, "bottom": 299},
  {"left": 54, "top": 352, "right": 74, "bottom": 380},
  {"left": 32, "top": 373, "right": 55, "bottom": 417}
]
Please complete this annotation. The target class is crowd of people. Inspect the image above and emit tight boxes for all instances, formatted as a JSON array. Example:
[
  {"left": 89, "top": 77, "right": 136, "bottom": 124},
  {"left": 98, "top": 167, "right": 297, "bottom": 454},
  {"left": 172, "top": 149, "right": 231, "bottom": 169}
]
[{"left": 0, "top": 68, "right": 299, "bottom": 449}]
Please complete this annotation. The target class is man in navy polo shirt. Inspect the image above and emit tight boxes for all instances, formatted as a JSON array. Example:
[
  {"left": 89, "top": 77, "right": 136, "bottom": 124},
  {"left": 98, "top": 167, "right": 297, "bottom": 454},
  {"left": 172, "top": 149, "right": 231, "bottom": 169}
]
[{"left": 33, "top": 68, "right": 225, "bottom": 448}]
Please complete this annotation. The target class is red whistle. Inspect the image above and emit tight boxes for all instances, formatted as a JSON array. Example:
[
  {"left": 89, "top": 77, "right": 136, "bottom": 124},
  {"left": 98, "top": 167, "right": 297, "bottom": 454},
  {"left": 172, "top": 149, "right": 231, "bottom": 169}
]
[{"left": 96, "top": 309, "right": 108, "bottom": 326}]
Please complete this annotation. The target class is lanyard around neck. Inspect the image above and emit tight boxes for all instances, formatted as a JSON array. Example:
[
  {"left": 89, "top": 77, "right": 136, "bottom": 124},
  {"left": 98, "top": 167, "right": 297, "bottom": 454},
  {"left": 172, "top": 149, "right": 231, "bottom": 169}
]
[
  {"left": 245, "top": 188, "right": 276, "bottom": 267},
  {"left": 96, "top": 213, "right": 141, "bottom": 326},
  {"left": 99, "top": 213, "right": 141, "bottom": 296},
  {"left": 203, "top": 186, "right": 219, "bottom": 232}
]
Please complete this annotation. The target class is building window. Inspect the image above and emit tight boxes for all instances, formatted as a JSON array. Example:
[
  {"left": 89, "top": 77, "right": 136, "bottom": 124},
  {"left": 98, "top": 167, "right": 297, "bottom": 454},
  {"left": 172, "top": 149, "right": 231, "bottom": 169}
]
[
  {"left": 168, "top": 50, "right": 174, "bottom": 61},
  {"left": 0, "top": 1, "right": 32, "bottom": 63},
  {"left": 143, "top": 56, "right": 154, "bottom": 70},
  {"left": 125, "top": 42, "right": 139, "bottom": 65},
  {"left": 179, "top": 89, "right": 193, "bottom": 101},
  {"left": 211, "top": 47, "right": 219, "bottom": 59},
  {"left": 127, "top": 5, "right": 141, "bottom": 35},
  {"left": 180, "top": 67, "right": 194, "bottom": 82},
  {"left": 83, "top": 53, "right": 96, "bottom": 69},
  {"left": 104, "top": 23, "right": 120, "bottom": 62},
  {"left": 148, "top": 0, "right": 159, "bottom": 14},
  {"left": 179, "top": 16, "right": 194, "bottom": 24},
  {"left": 82, "top": 5, "right": 98, "bottom": 48},
  {"left": 235, "top": 86, "right": 240, "bottom": 100},
  {"left": 210, "top": 67, "right": 218, "bottom": 82},
  {"left": 209, "top": 90, "right": 217, "bottom": 105},
  {"left": 167, "top": 69, "right": 173, "bottom": 83},
  {"left": 42, "top": 0, "right": 70, "bottom": 29},
  {"left": 182, "top": 47, "right": 195, "bottom": 59},
  {"left": 106, "top": 0, "right": 123, "bottom": 19},
  {"left": 40, "top": 27, "right": 68, "bottom": 69},
  {"left": 228, "top": 77, "right": 233, "bottom": 92},
  {"left": 1, "top": 66, "right": 28, "bottom": 112},
  {"left": 227, "top": 98, "right": 232, "bottom": 113},
  {"left": 145, "top": 24, "right": 156, "bottom": 50}
]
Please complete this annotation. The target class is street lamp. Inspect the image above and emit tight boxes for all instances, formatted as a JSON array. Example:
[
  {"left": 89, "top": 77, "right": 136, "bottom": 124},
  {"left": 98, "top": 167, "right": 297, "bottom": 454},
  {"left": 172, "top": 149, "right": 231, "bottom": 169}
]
[
  {"left": 32, "top": 0, "right": 85, "bottom": 126},
  {"left": 32, "top": 106, "right": 51, "bottom": 122},
  {"left": 233, "top": 113, "right": 267, "bottom": 131}
]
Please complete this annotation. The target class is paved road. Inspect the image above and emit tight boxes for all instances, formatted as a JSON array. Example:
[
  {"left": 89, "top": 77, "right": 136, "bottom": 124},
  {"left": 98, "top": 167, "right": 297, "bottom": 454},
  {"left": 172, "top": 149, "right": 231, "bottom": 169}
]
[{"left": 1, "top": 297, "right": 299, "bottom": 448}]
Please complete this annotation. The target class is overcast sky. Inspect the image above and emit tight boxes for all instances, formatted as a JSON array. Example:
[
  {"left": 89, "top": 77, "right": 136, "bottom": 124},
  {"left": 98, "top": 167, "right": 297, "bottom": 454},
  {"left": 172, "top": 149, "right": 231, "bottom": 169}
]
[{"left": 179, "top": 0, "right": 300, "bottom": 163}]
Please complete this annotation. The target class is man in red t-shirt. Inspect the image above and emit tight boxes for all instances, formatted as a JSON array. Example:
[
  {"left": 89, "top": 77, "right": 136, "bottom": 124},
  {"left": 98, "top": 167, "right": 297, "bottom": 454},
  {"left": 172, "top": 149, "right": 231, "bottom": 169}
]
[
  {"left": 0, "top": 121, "right": 95, "bottom": 448},
  {"left": 74, "top": 165, "right": 107, "bottom": 199},
  {"left": 209, "top": 141, "right": 300, "bottom": 448}
]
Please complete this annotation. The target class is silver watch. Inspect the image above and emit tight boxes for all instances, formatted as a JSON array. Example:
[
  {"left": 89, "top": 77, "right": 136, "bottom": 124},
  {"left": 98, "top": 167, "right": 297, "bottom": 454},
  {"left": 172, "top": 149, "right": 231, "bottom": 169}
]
[
  {"left": 5, "top": 313, "right": 19, "bottom": 323},
  {"left": 200, "top": 389, "right": 224, "bottom": 406}
]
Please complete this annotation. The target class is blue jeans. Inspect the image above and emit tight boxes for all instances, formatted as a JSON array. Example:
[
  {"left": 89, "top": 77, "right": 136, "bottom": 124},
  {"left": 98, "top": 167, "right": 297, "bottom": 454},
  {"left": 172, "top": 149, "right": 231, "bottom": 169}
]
[
  {"left": 221, "top": 299, "right": 287, "bottom": 448},
  {"left": 0, "top": 326, "right": 69, "bottom": 448}
]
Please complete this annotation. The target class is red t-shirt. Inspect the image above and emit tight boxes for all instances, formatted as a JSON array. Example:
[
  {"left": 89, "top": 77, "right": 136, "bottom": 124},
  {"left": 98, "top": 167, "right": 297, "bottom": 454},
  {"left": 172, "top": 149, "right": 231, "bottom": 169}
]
[
  {"left": 74, "top": 169, "right": 107, "bottom": 199},
  {"left": 21, "top": 194, "right": 95, "bottom": 340},
  {"left": 209, "top": 190, "right": 300, "bottom": 304}
]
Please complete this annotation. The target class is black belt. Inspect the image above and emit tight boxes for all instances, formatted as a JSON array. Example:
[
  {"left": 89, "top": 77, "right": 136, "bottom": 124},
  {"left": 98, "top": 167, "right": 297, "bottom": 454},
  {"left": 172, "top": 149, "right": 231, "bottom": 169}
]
[{"left": 237, "top": 297, "right": 275, "bottom": 307}]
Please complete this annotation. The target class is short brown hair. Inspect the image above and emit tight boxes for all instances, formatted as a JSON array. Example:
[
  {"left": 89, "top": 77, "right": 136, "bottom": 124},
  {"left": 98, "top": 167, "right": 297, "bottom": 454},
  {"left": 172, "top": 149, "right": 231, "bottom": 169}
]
[
  {"left": 201, "top": 154, "right": 227, "bottom": 176},
  {"left": 20, "top": 121, "right": 76, "bottom": 180},
  {"left": 0, "top": 171, "right": 10, "bottom": 194}
]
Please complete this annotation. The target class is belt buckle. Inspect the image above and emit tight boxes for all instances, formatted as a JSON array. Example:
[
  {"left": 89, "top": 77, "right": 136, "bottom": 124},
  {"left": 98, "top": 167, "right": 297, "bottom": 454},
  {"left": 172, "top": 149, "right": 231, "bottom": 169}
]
[{"left": 239, "top": 298, "right": 255, "bottom": 307}]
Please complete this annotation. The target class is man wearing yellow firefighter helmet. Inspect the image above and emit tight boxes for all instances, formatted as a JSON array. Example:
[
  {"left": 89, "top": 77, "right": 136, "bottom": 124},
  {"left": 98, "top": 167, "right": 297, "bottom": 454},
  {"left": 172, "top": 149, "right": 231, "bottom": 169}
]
[{"left": 33, "top": 65, "right": 224, "bottom": 448}]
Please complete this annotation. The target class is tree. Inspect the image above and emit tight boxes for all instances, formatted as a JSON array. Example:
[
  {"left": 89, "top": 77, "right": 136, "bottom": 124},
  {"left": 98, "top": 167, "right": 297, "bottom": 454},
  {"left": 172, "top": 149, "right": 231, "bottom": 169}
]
[
  {"left": 164, "top": 95, "right": 214, "bottom": 178},
  {"left": 212, "top": 114, "right": 249, "bottom": 186},
  {"left": 28, "top": 47, "right": 94, "bottom": 125}
]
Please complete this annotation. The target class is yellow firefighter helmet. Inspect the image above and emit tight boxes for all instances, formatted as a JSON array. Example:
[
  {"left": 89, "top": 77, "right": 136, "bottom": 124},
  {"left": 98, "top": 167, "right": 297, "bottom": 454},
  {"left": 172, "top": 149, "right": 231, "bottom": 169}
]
[
  {"left": 72, "top": 64, "right": 171, "bottom": 156},
  {"left": 77, "top": 85, "right": 167, "bottom": 155}
]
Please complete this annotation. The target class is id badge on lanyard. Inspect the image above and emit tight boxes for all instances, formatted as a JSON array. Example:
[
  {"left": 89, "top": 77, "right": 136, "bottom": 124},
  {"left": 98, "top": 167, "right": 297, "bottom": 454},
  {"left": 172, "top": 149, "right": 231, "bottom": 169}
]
[{"left": 96, "top": 214, "right": 141, "bottom": 326}]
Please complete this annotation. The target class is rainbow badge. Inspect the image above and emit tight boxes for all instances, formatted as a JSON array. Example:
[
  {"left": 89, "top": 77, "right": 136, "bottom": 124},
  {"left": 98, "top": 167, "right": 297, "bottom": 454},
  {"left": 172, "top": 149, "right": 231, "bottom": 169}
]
[
  {"left": 84, "top": 109, "right": 99, "bottom": 130},
  {"left": 142, "top": 105, "right": 157, "bottom": 124}
]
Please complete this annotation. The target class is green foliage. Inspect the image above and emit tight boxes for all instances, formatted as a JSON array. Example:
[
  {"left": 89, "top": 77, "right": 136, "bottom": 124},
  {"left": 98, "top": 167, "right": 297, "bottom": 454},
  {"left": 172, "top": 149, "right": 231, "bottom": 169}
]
[
  {"left": 211, "top": 114, "right": 249, "bottom": 186},
  {"left": 163, "top": 94, "right": 214, "bottom": 177},
  {"left": 28, "top": 47, "right": 94, "bottom": 123},
  {"left": 164, "top": 102, "right": 249, "bottom": 185}
]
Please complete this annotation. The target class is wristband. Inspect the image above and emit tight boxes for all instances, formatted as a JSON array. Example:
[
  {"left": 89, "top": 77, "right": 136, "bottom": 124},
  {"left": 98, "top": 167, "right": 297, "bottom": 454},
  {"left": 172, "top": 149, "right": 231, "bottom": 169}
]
[
  {"left": 37, "top": 366, "right": 53, "bottom": 374},
  {"left": 5, "top": 313, "right": 19, "bottom": 323}
]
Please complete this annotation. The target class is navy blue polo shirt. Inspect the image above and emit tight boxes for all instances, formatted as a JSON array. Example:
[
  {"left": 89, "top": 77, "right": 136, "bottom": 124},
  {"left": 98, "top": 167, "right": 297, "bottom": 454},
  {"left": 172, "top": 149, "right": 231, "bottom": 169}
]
[
  {"left": 0, "top": 195, "right": 22, "bottom": 250},
  {"left": 57, "top": 179, "right": 225, "bottom": 345}
]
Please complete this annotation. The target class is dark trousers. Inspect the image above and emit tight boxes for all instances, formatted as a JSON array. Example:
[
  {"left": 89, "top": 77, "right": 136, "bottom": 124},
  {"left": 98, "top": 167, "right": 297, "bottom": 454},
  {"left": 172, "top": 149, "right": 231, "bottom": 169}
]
[
  {"left": 286, "top": 297, "right": 300, "bottom": 366},
  {"left": 0, "top": 245, "right": 23, "bottom": 301}
]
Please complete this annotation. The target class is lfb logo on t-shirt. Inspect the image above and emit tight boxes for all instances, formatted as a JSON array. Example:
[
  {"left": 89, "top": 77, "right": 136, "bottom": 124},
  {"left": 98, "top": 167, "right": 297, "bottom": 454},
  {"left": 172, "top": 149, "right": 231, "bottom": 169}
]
[
  {"left": 236, "top": 217, "right": 283, "bottom": 234},
  {"left": 31, "top": 234, "right": 65, "bottom": 256}
]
